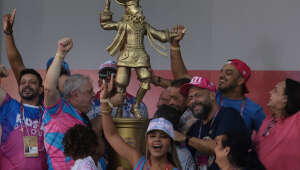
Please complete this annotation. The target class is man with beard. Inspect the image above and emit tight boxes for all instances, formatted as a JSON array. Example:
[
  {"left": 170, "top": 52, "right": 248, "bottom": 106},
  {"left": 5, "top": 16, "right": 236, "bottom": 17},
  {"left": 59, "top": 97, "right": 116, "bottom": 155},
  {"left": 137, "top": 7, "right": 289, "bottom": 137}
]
[
  {"left": 174, "top": 76, "right": 248, "bottom": 170},
  {"left": 169, "top": 25, "right": 265, "bottom": 136},
  {"left": 3, "top": 9, "right": 70, "bottom": 97},
  {"left": 0, "top": 65, "right": 47, "bottom": 169},
  {"left": 152, "top": 79, "right": 198, "bottom": 170}
]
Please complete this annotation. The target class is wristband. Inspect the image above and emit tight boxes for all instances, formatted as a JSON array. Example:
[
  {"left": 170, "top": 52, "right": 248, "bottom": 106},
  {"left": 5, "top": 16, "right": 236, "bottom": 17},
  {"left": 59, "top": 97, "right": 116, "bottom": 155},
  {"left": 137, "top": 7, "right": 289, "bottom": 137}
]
[
  {"left": 3, "top": 30, "right": 13, "bottom": 35},
  {"left": 170, "top": 45, "right": 180, "bottom": 51},
  {"left": 185, "top": 136, "right": 191, "bottom": 145},
  {"left": 102, "top": 99, "right": 114, "bottom": 109}
]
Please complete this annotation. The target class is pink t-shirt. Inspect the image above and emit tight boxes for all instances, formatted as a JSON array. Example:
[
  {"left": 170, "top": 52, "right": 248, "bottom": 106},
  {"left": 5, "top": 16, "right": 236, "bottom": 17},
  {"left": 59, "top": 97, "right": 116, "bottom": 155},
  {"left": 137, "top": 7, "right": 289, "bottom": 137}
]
[
  {"left": 254, "top": 111, "right": 300, "bottom": 169},
  {"left": 0, "top": 94, "right": 47, "bottom": 170},
  {"left": 43, "top": 98, "right": 87, "bottom": 170}
]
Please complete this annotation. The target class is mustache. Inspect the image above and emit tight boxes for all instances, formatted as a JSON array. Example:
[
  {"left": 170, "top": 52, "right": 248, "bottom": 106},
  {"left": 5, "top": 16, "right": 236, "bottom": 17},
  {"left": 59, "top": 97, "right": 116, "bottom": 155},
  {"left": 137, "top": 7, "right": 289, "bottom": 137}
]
[
  {"left": 191, "top": 102, "right": 205, "bottom": 109},
  {"left": 21, "top": 86, "right": 34, "bottom": 93}
]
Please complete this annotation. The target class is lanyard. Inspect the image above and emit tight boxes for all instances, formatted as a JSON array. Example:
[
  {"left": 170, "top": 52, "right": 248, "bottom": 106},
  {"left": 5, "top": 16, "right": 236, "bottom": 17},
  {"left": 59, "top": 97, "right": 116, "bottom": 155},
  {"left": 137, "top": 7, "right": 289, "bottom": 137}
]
[
  {"left": 220, "top": 95, "right": 246, "bottom": 117},
  {"left": 262, "top": 117, "right": 277, "bottom": 137},
  {"left": 147, "top": 160, "right": 170, "bottom": 170},
  {"left": 198, "top": 108, "right": 220, "bottom": 138},
  {"left": 20, "top": 103, "right": 42, "bottom": 136}
]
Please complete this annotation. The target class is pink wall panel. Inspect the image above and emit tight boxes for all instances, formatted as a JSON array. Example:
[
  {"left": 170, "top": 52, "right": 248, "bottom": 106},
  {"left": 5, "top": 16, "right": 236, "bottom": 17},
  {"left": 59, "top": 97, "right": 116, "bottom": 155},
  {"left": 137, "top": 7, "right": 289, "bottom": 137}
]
[{"left": 1, "top": 70, "right": 300, "bottom": 117}]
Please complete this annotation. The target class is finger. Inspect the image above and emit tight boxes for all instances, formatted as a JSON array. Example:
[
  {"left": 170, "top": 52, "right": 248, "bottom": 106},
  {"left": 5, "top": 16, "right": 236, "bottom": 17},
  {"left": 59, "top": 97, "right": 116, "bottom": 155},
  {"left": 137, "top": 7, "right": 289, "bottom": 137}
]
[
  {"left": 10, "top": 8, "right": 16, "bottom": 24},
  {"left": 110, "top": 74, "right": 114, "bottom": 86}
]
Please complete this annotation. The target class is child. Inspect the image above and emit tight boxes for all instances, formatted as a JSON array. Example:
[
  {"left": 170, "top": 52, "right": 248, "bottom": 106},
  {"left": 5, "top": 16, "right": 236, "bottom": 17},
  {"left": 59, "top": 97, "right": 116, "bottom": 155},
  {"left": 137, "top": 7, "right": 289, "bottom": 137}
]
[{"left": 63, "top": 124, "right": 102, "bottom": 170}]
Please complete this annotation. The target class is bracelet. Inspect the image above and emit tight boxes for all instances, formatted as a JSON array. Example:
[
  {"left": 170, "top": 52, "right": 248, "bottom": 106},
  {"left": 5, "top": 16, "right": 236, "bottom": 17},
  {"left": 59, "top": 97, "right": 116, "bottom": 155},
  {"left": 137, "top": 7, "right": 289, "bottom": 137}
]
[
  {"left": 170, "top": 45, "right": 180, "bottom": 51},
  {"left": 101, "top": 110, "right": 111, "bottom": 116},
  {"left": 55, "top": 53, "right": 65, "bottom": 59},
  {"left": 101, "top": 99, "right": 114, "bottom": 109},
  {"left": 3, "top": 30, "right": 13, "bottom": 35}
]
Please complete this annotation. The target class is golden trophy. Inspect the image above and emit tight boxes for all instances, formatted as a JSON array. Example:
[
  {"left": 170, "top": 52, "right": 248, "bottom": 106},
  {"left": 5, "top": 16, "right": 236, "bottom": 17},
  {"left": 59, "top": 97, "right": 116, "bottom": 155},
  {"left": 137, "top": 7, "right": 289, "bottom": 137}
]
[
  {"left": 100, "top": 0, "right": 180, "bottom": 169},
  {"left": 100, "top": 0, "right": 177, "bottom": 119}
]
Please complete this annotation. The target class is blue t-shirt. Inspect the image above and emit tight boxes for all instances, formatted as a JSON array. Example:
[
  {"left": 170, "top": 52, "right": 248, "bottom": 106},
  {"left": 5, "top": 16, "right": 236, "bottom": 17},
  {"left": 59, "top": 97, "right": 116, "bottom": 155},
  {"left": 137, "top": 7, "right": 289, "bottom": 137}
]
[
  {"left": 216, "top": 90, "right": 265, "bottom": 135},
  {"left": 188, "top": 107, "right": 248, "bottom": 170}
]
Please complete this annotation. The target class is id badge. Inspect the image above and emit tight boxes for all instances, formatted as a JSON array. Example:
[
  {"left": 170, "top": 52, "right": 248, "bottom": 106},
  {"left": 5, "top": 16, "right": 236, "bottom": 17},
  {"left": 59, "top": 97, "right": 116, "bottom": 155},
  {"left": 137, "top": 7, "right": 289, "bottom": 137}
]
[{"left": 24, "top": 136, "right": 39, "bottom": 157}]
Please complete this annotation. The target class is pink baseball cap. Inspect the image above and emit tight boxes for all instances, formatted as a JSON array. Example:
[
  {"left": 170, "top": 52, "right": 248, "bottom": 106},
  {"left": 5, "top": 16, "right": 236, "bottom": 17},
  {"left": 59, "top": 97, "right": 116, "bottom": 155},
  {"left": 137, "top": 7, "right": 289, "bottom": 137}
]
[
  {"left": 180, "top": 76, "right": 216, "bottom": 96},
  {"left": 226, "top": 59, "right": 251, "bottom": 93}
]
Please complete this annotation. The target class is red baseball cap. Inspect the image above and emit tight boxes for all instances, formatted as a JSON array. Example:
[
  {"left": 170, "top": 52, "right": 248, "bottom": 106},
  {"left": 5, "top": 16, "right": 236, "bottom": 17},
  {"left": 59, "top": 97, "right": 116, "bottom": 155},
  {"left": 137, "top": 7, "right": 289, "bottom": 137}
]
[
  {"left": 180, "top": 76, "right": 216, "bottom": 96},
  {"left": 226, "top": 59, "right": 251, "bottom": 93}
]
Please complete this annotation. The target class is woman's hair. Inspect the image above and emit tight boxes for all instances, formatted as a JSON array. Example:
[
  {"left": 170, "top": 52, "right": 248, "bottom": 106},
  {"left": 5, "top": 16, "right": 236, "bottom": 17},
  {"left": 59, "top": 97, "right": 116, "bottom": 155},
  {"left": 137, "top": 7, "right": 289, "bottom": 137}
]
[
  {"left": 222, "top": 132, "right": 265, "bottom": 170},
  {"left": 62, "top": 124, "right": 98, "bottom": 160},
  {"left": 284, "top": 78, "right": 300, "bottom": 117}
]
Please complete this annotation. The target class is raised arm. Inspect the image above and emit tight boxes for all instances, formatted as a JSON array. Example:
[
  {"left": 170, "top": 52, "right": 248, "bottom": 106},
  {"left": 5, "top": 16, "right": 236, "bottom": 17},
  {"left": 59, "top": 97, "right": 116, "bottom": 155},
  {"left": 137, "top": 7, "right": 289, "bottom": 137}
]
[
  {"left": 44, "top": 38, "right": 73, "bottom": 107},
  {"left": 0, "top": 65, "right": 9, "bottom": 107},
  {"left": 170, "top": 25, "right": 192, "bottom": 80},
  {"left": 100, "top": 79, "right": 141, "bottom": 167},
  {"left": 100, "top": 0, "right": 119, "bottom": 30},
  {"left": 3, "top": 9, "right": 25, "bottom": 83}
]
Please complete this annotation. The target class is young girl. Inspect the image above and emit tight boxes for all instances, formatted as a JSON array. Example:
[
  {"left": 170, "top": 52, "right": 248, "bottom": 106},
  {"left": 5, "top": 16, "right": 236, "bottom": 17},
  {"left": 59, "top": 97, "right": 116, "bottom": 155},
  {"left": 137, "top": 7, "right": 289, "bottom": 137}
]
[
  {"left": 214, "top": 132, "right": 265, "bottom": 170},
  {"left": 100, "top": 80, "right": 181, "bottom": 170},
  {"left": 62, "top": 124, "right": 103, "bottom": 170}
]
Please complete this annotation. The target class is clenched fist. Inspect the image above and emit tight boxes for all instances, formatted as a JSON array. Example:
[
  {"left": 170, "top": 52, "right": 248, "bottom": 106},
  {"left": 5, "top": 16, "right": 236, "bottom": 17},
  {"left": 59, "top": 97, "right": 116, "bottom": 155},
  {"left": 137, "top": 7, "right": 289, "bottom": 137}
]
[
  {"left": 56, "top": 37, "right": 73, "bottom": 59},
  {"left": 3, "top": 8, "right": 16, "bottom": 35}
]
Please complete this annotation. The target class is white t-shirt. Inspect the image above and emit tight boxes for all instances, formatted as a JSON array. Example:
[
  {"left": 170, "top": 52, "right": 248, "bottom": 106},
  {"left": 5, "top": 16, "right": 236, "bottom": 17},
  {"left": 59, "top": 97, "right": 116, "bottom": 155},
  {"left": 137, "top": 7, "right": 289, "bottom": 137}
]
[{"left": 71, "top": 156, "right": 98, "bottom": 170}]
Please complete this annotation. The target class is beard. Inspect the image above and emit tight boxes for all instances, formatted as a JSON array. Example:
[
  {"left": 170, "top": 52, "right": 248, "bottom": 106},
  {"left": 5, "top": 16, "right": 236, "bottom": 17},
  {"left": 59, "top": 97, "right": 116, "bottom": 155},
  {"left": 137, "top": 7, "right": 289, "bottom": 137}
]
[
  {"left": 219, "top": 79, "right": 239, "bottom": 93},
  {"left": 190, "top": 101, "right": 212, "bottom": 120},
  {"left": 19, "top": 86, "right": 39, "bottom": 100}
]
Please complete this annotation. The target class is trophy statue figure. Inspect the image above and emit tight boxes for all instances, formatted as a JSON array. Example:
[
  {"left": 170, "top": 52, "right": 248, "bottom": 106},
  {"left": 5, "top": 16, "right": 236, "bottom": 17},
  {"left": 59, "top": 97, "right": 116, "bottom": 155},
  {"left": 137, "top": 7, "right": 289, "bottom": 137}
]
[{"left": 100, "top": 0, "right": 176, "bottom": 119}]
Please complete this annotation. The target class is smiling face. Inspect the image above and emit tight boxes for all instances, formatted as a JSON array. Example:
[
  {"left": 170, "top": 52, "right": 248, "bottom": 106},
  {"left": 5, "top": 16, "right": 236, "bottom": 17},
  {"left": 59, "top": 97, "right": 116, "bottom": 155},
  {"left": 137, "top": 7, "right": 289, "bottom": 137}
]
[
  {"left": 219, "top": 64, "right": 244, "bottom": 93},
  {"left": 19, "top": 73, "right": 42, "bottom": 101},
  {"left": 187, "top": 86, "right": 213, "bottom": 120},
  {"left": 146, "top": 130, "right": 171, "bottom": 158},
  {"left": 267, "top": 81, "right": 287, "bottom": 117}
]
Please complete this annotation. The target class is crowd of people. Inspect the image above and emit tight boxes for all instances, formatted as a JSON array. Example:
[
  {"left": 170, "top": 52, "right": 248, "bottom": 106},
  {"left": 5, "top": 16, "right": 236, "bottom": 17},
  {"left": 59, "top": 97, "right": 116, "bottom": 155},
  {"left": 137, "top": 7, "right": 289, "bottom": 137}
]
[{"left": 0, "top": 8, "right": 300, "bottom": 170}]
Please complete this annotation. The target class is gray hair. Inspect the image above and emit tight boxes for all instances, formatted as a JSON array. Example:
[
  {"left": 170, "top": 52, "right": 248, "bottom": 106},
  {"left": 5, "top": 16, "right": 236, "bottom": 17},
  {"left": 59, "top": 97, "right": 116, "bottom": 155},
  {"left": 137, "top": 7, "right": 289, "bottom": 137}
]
[{"left": 63, "top": 74, "right": 91, "bottom": 99}]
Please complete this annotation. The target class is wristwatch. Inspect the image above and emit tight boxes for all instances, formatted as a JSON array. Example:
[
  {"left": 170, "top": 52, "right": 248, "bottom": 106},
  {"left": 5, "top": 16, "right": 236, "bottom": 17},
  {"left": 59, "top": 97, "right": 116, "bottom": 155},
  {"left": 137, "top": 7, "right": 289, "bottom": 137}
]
[{"left": 185, "top": 136, "right": 191, "bottom": 145}]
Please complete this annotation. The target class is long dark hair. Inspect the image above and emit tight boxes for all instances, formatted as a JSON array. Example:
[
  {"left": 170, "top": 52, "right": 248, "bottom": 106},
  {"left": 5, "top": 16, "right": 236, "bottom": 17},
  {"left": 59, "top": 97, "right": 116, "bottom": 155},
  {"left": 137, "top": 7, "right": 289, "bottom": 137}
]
[
  {"left": 284, "top": 78, "right": 300, "bottom": 117},
  {"left": 222, "top": 132, "right": 265, "bottom": 170}
]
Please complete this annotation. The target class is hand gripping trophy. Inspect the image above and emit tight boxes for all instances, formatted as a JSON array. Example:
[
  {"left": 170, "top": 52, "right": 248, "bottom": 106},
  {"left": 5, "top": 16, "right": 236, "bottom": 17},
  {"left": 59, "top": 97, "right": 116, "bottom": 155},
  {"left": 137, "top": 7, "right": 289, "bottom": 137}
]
[{"left": 100, "top": 0, "right": 181, "bottom": 119}]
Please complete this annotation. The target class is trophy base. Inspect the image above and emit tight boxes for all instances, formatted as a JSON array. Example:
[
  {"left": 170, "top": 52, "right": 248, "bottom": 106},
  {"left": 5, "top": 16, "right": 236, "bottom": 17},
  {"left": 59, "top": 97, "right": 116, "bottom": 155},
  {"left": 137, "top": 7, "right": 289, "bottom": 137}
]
[{"left": 107, "top": 118, "right": 149, "bottom": 170}]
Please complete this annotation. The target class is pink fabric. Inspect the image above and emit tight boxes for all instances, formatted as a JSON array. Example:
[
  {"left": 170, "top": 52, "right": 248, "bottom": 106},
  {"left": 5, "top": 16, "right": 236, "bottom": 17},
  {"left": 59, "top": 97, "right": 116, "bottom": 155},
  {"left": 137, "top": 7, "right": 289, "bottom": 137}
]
[
  {"left": 254, "top": 112, "right": 300, "bottom": 170},
  {"left": 43, "top": 98, "right": 86, "bottom": 170}
]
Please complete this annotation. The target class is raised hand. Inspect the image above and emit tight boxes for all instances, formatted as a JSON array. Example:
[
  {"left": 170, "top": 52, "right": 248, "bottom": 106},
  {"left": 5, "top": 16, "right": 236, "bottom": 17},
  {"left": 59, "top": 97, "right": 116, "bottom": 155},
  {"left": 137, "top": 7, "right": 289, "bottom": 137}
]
[
  {"left": 56, "top": 37, "right": 73, "bottom": 59},
  {"left": 100, "top": 77, "right": 124, "bottom": 106},
  {"left": 171, "top": 25, "right": 186, "bottom": 45},
  {"left": 0, "top": 65, "right": 9, "bottom": 78},
  {"left": 3, "top": 8, "right": 16, "bottom": 35}
]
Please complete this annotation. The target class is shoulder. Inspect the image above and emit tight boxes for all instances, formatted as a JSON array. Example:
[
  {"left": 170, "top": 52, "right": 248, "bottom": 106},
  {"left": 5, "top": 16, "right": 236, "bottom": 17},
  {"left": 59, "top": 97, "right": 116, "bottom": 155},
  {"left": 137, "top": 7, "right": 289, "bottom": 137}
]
[
  {"left": 245, "top": 97, "right": 263, "bottom": 111},
  {"left": 134, "top": 156, "right": 146, "bottom": 170},
  {"left": 0, "top": 94, "right": 17, "bottom": 108}
]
